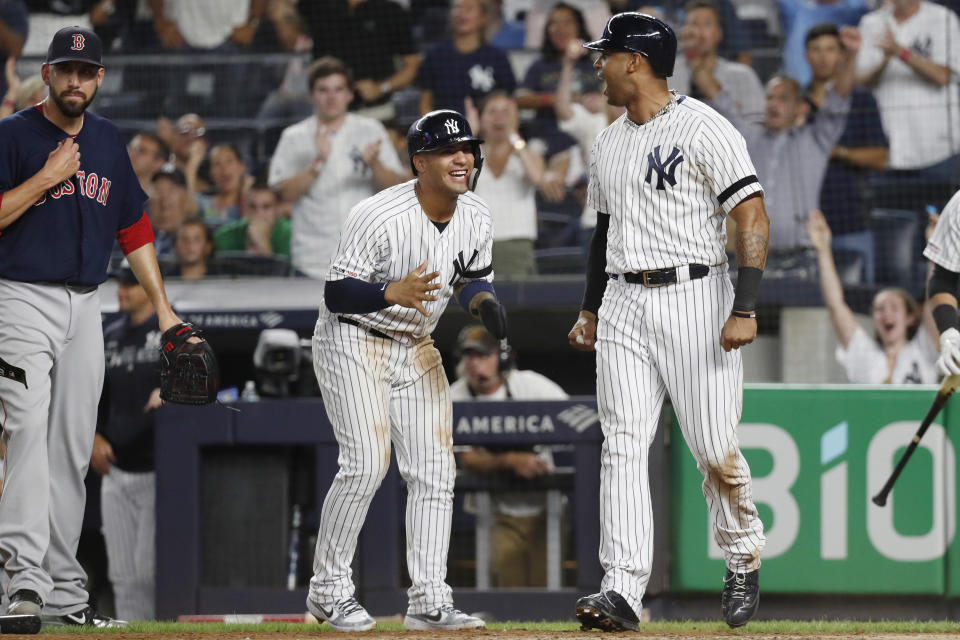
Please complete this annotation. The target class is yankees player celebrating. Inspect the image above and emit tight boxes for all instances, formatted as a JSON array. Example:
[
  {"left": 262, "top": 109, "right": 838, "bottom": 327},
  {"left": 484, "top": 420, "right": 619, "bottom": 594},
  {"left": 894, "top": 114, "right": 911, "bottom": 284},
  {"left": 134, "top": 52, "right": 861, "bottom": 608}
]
[
  {"left": 924, "top": 189, "right": 960, "bottom": 377},
  {"left": 307, "top": 109, "right": 505, "bottom": 632},
  {"left": 567, "top": 13, "right": 769, "bottom": 631},
  {"left": 0, "top": 27, "right": 186, "bottom": 628}
]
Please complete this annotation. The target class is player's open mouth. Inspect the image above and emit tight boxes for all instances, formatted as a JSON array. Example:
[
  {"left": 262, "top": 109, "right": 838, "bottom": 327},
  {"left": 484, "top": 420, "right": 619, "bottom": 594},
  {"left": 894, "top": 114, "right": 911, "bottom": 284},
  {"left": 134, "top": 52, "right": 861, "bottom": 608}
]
[{"left": 450, "top": 170, "right": 468, "bottom": 181}]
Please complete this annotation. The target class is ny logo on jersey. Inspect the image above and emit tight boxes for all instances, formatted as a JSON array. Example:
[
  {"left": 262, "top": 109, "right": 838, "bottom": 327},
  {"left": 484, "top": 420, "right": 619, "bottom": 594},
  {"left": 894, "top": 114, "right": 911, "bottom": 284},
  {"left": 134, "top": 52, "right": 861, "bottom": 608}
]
[
  {"left": 71, "top": 33, "right": 85, "bottom": 50},
  {"left": 909, "top": 35, "right": 932, "bottom": 59},
  {"left": 449, "top": 249, "right": 479, "bottom": 285},
  {"left": 468, "top": 64, "right": 495, "bottom": 92},
  {"left": 444, "top": 119, "right": 460, "bottom": 135},
  {"left": 645, "top": 145, "right": 684, "bottom": 190}
]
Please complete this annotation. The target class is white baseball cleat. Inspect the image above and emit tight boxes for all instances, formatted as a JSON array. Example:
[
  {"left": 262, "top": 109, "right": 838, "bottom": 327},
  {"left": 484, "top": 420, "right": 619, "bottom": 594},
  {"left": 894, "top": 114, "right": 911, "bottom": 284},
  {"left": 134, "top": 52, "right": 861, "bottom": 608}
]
[
  {"left": 306, "top": 595, "right": 376, "bottom": 631},
  {"left": 403, "top": 604, "right": 486, "bottom": 630}
]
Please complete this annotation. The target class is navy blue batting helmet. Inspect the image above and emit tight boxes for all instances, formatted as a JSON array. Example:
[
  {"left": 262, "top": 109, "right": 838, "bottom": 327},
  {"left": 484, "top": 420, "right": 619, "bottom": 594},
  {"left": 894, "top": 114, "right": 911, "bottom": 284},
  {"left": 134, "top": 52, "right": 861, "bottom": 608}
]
[
  {"left": 584, "top": 12, "right": 677, "bottom": 78},
  {"left": 407, "top": 109, "right": 484, "bottom": 187}
]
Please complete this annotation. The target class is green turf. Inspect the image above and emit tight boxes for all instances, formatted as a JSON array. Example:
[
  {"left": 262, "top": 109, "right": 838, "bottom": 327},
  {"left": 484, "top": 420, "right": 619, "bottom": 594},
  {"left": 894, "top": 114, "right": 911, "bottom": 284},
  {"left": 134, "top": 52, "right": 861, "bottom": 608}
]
[{"left": 39, "top": 619, "right": 960, "bottom": 634}]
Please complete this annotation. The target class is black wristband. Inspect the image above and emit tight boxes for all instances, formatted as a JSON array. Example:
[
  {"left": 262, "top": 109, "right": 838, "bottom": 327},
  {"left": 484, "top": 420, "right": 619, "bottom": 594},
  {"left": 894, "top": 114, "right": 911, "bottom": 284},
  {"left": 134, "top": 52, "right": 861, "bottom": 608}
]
[
  {"left": 733, "top": 266, "right": 763, "bottom": 312},
  {"left": 933, "top": 304, "right": 958, "bottom": 334},
  {"left": 732, "top": 309, "right": 756, "bottom": 319}
]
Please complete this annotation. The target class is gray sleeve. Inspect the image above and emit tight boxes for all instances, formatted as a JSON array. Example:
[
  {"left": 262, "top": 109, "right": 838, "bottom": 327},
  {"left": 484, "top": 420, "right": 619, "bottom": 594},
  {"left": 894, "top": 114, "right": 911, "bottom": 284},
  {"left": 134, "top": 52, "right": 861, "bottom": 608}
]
[
  {"left": 710, "top": 89, "right": 762, "bottom": 148},
  {"left": 810, "top": 87, "right": 852, "bottom": 152}
]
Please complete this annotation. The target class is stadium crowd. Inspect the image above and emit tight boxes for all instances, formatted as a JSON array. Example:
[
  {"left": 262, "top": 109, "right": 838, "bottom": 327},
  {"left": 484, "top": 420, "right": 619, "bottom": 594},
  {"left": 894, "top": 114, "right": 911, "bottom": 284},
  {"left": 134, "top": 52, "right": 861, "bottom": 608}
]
[{"left": 2, "top": 0, "right": 957, "bottom": 289}]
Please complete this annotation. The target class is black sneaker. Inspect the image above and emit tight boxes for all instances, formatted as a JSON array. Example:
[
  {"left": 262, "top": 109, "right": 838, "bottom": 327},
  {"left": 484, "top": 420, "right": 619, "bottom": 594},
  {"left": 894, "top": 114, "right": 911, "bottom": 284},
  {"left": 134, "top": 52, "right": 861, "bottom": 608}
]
[
  {"left": 721, "top": 569, "right": 759, "bottom": 628},
  {"left": 575, "top": 590, "right": 640, "bottom": 632},
  {"left": 6, "top": 589, "right": 42, "bottom": 616},
  {"left": 42, "top": 605, "right": 128, "bottom": 628}
]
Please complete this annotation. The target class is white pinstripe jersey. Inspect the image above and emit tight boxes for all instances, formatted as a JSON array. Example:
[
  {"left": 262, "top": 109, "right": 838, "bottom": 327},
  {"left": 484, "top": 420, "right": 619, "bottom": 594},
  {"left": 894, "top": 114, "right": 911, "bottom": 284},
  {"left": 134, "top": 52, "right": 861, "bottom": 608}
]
[
  {"left": 587, "top": 94, "right": 764, "bottom": 273},
  {"left": 320, "top": 179, "right": 494, "bottom": 343},
  {"left": 924, "top": 189, "right": 960, "bottom": 272}
]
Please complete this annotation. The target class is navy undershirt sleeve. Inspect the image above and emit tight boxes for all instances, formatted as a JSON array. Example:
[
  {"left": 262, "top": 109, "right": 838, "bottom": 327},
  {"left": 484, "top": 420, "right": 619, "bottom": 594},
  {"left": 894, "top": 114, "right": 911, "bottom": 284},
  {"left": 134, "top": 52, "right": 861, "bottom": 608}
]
[{"left": 325, "top": 278, "right": 391, "bottom": 314}]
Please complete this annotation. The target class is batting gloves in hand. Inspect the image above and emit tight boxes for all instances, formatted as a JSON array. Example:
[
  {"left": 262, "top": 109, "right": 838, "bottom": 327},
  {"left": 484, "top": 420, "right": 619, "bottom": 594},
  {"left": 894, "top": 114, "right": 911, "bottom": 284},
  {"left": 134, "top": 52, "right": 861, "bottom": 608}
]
[
  {"left": 478, "top": 297, "right": 508, "bottom": 339},
  {"left": 937, "top": 328, "right": 960, "bottom": 377}
]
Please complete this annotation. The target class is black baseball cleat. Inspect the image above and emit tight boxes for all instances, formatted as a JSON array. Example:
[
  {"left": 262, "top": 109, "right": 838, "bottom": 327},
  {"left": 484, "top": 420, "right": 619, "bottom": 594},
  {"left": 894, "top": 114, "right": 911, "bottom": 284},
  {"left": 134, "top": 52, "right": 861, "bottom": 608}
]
[
  {"left": 575, "top": 590, "right": 640, "bottom": 632},
  {"left": 721, "top": 568, "right": 759, "bottom": 628},
  {"left": 41, "top": 606, "right": 128, "bottom": 629}
]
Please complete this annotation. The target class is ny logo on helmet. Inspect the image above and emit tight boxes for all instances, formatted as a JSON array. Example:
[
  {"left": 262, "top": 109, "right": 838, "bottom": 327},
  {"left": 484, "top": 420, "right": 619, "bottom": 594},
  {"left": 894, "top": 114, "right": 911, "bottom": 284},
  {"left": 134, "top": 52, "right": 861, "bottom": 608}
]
[
  {"left": 444, "top": 119, "right": 460, "bottom": 135},
  {"left": 645, "top": 145, "right": 684, "bottom": 190},
  {"left": 71, "top": 33, "right": 85, "bottom": 50}
]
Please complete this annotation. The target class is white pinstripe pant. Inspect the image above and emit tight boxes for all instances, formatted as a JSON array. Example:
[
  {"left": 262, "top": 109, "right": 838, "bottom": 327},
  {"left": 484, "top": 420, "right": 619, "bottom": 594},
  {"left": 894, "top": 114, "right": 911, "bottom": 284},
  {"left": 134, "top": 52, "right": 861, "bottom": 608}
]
[
  {"left": 310, "top": 318, "right": 455, "bottom": 613},
  {"left": 100, "top": 466, "right": 155, "bottom": 621},
  {"left": 595, "top": 271, "right": 765, "bottom": 614}
]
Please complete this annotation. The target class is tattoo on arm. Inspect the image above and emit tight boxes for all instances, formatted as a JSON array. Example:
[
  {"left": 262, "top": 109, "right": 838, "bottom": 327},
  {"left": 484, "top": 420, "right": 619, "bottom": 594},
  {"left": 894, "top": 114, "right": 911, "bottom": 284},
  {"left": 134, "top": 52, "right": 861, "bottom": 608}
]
[{"left": 737, "top": 231, "right": 767, "bottom": 270}]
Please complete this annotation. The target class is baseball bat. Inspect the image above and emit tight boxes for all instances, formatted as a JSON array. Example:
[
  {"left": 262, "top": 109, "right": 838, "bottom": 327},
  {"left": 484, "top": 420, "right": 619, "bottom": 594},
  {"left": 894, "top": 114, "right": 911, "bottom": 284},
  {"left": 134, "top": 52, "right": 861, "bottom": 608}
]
[{"left": 872, "top": 373, "right": 960, "bottom": 507}]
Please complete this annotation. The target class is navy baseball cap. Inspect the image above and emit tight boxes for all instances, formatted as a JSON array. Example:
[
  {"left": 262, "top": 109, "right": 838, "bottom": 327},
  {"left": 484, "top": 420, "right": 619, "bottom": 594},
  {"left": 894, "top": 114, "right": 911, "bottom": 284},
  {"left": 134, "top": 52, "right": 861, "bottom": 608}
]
[{"left": 47, "top": 26, "right": 103, "bottom": 68}]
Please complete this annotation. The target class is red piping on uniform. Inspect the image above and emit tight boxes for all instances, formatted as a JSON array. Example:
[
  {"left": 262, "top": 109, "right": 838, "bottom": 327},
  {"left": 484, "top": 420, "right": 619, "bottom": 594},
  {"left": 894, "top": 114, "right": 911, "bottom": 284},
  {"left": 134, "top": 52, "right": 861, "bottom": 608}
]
[{"left": 116, "top": 212, "right": 154, "bottom": 254}]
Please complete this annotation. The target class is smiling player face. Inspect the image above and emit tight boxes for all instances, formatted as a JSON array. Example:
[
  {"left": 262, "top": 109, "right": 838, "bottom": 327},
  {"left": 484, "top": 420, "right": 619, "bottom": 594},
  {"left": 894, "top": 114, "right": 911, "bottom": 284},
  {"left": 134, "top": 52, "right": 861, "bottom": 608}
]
[
  {"left": 415, "top": 142, "right": 476, "bottom": 197},
  {"left": 43, "top": 61, "right": 103, "bottom": 118}
]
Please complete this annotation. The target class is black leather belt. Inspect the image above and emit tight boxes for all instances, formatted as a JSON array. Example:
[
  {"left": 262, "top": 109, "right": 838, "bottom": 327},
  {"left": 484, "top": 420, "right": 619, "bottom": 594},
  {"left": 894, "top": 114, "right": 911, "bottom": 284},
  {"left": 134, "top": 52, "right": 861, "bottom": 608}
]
[
  {"left": 613, "top": 264, "right": 710, "bottom": 287},
  {"left": 33, "top": 281, "right": 99, "bottom": 294},
  {"left": 337, "top": 316, "right": 393, "bottom": 340}
]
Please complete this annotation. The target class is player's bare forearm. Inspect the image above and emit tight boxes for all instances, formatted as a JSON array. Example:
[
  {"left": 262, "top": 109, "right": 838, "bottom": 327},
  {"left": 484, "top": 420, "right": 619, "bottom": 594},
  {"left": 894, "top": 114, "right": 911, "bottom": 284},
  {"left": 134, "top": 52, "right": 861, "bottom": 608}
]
[
  {"left": 729, "top": 195, "right": 769, "bottom": 270},
  {"left": 1, "top": 140, "right": 81, "bottom": 230},
  {"left": 0, "top": 175, "right": 58, "bottom": 230},
  {"left": 125, "top": 243, "right": 179, "bottom": 330}
]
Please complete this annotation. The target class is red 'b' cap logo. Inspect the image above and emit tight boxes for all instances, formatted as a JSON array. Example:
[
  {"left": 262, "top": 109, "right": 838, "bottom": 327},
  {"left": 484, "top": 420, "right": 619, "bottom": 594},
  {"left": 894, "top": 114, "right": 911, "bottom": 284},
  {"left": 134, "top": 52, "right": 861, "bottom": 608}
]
[{"left": 71, "top": 33, "right": 85, "bottom": 51}]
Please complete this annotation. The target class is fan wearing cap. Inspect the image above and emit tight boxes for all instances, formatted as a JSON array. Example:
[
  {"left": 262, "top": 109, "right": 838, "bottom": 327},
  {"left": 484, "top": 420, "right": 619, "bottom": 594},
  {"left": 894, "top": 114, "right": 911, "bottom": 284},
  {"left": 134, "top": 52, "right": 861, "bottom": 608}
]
[
  {"left": 305, "top": 109, "right": 507, "bottom": 632},
  {"left": 451, "top": 325, "right": 567, "bottom": 587},
  {"left": 565, "top": 11, "right": 769, "bottom": 631},
  {"left": 90, "top": 263, "right": 163, "bottom": 622},
  {"left": 0, "top": 26, "right": 190, "bottom": 629}
]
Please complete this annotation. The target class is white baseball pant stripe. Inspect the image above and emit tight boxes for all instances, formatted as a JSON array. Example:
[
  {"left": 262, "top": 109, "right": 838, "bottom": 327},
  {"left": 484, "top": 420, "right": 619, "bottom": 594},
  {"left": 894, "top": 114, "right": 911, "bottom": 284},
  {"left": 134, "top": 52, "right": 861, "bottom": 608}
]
[
  {"left": 101, "top": 466, "right": 155, "bottom": 621},
  {"left": 596, "top": 271, "right": 765, "bottom": 613},
  {"left": 0, "top": 280, "right": 103, "bottom": 614},
  {"left": 310, "top": 318, "right": 455, "bottom": 613}
]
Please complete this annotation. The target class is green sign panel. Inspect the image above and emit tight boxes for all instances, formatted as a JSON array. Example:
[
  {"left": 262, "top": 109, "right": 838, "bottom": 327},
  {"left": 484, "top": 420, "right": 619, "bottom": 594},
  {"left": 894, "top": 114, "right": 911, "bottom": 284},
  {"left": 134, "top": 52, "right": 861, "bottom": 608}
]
[{"left": 670, "top": 385, "right": 958, "bottom": 594}]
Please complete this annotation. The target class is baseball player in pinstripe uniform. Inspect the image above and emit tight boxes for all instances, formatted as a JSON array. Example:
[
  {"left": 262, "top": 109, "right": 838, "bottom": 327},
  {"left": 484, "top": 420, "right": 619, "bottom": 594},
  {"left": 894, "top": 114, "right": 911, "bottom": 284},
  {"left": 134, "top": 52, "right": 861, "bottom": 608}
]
[
  {"left": 0, "top": 26, "right": 186, "bottom": 630},
  {"left": 567, "top": 13, "right": 769, "bottom": 631},
  {"left": 924, "top": 190, "right": 960, "bottom": 377},
  {"left": 306, "top": 109, "right": 506, "bottom": 632}
]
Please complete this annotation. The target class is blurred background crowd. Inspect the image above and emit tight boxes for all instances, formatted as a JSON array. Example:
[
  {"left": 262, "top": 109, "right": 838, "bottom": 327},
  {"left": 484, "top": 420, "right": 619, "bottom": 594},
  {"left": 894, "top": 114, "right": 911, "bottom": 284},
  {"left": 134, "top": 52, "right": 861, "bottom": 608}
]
[
  {"left": 0, "top": 0, "right": 958, "bottom": 380},
  {"left": 2, "top": 0, "right": 957, "bottom": 292}
]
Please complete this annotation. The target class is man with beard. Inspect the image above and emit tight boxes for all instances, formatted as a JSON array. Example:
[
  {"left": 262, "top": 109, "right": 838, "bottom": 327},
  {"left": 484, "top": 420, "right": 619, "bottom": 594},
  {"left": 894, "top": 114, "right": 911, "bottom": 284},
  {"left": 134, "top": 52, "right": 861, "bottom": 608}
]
[{"left": 0, "top": 26, "right": 189, "bottom": 630}]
